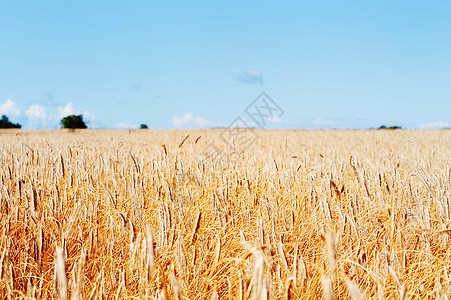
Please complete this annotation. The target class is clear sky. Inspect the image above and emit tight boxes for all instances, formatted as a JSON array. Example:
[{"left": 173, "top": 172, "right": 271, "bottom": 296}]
[{"left": 1, "top": 0, "right": 450, "bottom": 129}]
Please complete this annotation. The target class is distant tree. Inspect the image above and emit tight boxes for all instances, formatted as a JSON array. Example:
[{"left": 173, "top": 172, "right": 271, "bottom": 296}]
[
  {"left": 140, "top": 124, "right": 149, "bottom": 129},
  {"left": 378, "top": 125, "right": 402, "bottom": 130},
  {"left": 0, "top": 115, "right": 21, "bottom": 128},
  {"left": 60, "top": 115, "right": 87, "bottom": 129}
]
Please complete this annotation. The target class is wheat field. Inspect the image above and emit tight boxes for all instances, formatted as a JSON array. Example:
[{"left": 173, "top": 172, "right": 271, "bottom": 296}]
[{"left": 0, "top": 129, "right": 450, "bottom": 299}]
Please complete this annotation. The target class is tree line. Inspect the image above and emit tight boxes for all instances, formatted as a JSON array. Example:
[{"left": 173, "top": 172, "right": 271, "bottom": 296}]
[
  {"left": 0, "top": 114, "right": 149, "bottom": 129},
  {"left": 0, "top": 115, "right": 21, "bottom": 128}
]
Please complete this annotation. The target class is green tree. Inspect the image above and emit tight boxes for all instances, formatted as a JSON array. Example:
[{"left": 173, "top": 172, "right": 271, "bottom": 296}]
[
  {"left": 60, "top": 115, "right": 87, "bottom": 129},
  {"left": 0, "top": 115, "right": 21, "bottom": 128},
  {"left": 140, "top": 124, "right": 149, "bottom": 129},
  {"left": 378, "top": 125, "right": 402, "bottom": 130}
]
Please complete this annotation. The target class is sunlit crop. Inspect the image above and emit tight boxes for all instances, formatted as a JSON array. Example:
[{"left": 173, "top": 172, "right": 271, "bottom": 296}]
[{"left": 1, "top": 129, "right": 450, "bottom": 299}]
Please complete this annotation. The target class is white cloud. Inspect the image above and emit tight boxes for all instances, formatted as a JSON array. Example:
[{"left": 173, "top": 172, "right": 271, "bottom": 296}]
[
  {"left": 58, "top": 102, "right": 79, "bottom": 118},
  {"left": 114, "top": 122, "right": 138, "bottom": 129},
  {"left": 418, "top": 121, "right": 450, "bottom": 129},
  {"left": 25, "top": 105, "right": 47, "bottom": 119},
  {"left": 56, "top": 103, "right": 98, "bottom": 127},
  {"left": 239, "top": 69, "right": 264, "bottom": 84},
  {"left": 0, "top": 99, "right": 21, "bottom": 116},
  {"left": 171, "top": 112, "right": 213, "bottom": 128},
  {"left": 83, "top": 111, "right": 96, "bottom": 124}
]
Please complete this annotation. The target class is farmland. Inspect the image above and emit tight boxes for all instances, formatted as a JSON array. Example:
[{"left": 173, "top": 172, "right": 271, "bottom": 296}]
[{"left": 0, "top": 129, "right": 450, "bottom": 299}]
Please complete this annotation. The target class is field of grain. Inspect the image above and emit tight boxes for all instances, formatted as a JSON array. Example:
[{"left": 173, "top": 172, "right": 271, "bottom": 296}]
[{"left": 0, "top": 129, "right": 450, "bottom": 299}]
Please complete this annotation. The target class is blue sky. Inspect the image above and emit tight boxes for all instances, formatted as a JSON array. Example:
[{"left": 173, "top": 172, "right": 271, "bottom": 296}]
[{"left": 1, "top": 0, "right": 450, "bottom": 129}]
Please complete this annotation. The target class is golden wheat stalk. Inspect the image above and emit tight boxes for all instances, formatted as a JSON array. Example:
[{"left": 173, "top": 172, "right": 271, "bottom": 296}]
[
  {"left": 346, "top": 280, "right": 364, "bottom": 300},
  {"left": 325, "top": 229, "right": 337, "bottom": 284},
  {"left": 321, "top": 276, "right": 337, "bottom": 300},
  {"left": 169, "top": 273, "right": 182, "bottom": 300},
  {"left": 71, "top": 249, "right": 86, "bottom": 300},
  {"left": 242, "top": 241, "right": 269, "bottom": 300},
  {"left": 145, "top": 223, "right": 156, "bottom": 272},
  {"left": 55, "top": 246, "right": 68, "bottom": 300}
]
